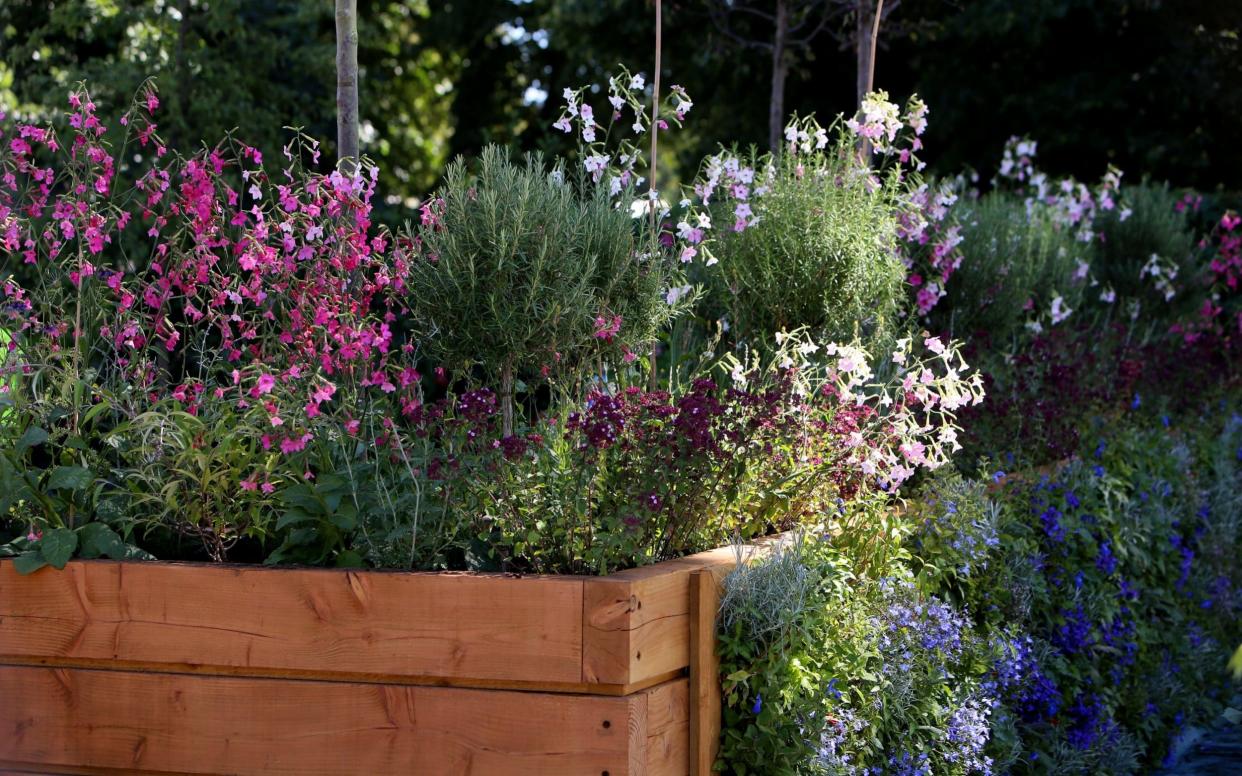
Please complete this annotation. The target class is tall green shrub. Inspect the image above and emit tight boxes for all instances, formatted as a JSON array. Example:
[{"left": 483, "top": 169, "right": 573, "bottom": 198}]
[
  {"left": 1092, "top": 181, "right": 1196, "bottom": 317},
  {"left": 406, "top": 146, "right": 671, "bottom": 430},
  {"left": 935, "top": 192, "right": 1088, "bottom": 340},
  {"left": 703, "top": 133, "right": 905, "bottom": 348}
]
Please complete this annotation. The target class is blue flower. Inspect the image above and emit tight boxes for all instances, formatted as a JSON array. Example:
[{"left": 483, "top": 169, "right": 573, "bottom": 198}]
[
  {"left": 826, "top": 678, "right": 842, "bottom": 700},
  {"left": 1096, "top": 540, "right": 1116, "bottom": 574},
  {"left": 751, "top": 693, "right": 762, "bottom": 714},
  {"left": 992, "top": 470, "right": 1006, "bottom": 483},
  {"left": 1131, "top": 392, "right": 1141, "bottom": 409}
]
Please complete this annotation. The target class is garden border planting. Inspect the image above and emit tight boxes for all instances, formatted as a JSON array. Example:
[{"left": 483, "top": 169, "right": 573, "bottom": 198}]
[{"left": 0, "top": 537, "right": 772, "bottom": 775}]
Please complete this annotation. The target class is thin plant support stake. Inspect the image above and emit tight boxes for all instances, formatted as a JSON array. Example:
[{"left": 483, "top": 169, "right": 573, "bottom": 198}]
[
  {"left": 648, "top": 0, "right": 663, "bottom": 390},
  {"left": 857, "top": 0, "right": 885, "bottom": 162}
]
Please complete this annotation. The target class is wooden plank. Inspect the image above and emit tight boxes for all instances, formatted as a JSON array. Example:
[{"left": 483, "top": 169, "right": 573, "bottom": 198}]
[
  {"left": 0, "top": 666, "right": 645, "bottom": 775},
  {"left": 688, "top": 571, "right": 722, "bottom": 776},
  {"left": 583, "top": 537, "right": 781, "bottom": 687},
  {"left": 644, "top": 679, "right": 690, "bottom": 776},
  {"left": 0, "top": 561, "right": 584, "bottom": 688}
]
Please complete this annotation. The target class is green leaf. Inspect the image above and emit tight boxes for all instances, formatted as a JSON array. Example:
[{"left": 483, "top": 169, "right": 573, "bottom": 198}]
[
  {"left": 280, "top": 484, "right": 323, "bottom": 513},
  {"left": 39, "top": 527, "right": 78, "bottom": 569},
  {"left": 77, "top": 523, "right": 127, "bottom": 560},
  {"left": 0, "top": 454, "right": 33, "bottom": 515},
  {"left": 13, "top": 551, "right": 48, "bottom": 575},
  {"left": 328, "top": 502, "right": 357, "bottom": 531},
  {"left": 63, "top": 435, "right": 89, "bottom": 451},
  {"left": 46, "top": 465, "right": 94, "bottom": 492},
  {"left": 334, "top": 550, "right": 365, "bottom": 568},
  {"left": 275, "top": 508, "right": 316, "bottom": 530},
  {"left": 120, "top": 544, "right": 156, "bottom": 561},
  {"left": 15, "top": 426, "right": 49, "bottom": 456}
]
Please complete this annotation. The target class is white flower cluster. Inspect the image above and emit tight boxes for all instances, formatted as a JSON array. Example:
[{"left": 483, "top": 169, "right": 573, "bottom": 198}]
[
  {"left": 998, "top": 137, "right": 1129, "bottom": 243},
  {"left": 726, "top": 330, "right": 985, "bottom": 493},
  {"left": 845, "top": 91, "right": 904, "bottom": 152},
  {"left": 1140, "top": 252, "right": 1179, "bottom": 301}
]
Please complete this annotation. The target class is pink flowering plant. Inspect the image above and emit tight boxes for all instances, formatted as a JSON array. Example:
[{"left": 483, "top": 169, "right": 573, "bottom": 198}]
[
  {"left": 1178, "top": 209, "right": 1242, "bottom": 342},
  {"left": 0, "top": 85, "right": 424, "bottom": 567}
]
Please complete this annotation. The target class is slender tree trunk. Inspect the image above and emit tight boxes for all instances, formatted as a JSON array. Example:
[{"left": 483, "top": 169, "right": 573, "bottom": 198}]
[
  {"left": 855, "top": 0, "right": 884, "bottom": 161},
  {"left": 335, "top": 0, "right": 360, "bottom": 175},
  {"left": 867, "top": 0, "right": 885, "bottom": 96},
  {"left": 855, "top": 0, "right": 873, "bottom": 106},
  {"left": 768, "top": 0, "right": 789, "bottom": 152}
]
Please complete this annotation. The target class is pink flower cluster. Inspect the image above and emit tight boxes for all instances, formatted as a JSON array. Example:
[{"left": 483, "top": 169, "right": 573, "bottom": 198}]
[{"left": 1, "top": 87, "right": 428, "bottom": 485}]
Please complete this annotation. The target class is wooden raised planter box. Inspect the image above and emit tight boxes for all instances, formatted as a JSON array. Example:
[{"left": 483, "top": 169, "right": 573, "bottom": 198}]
[{"left": 0, "top": 538, "right": 773, "bottom": 775}]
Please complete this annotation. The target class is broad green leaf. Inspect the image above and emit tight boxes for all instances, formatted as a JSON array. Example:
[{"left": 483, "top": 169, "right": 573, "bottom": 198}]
[
  {"left": 329, "top": 502, "right": 357, "bottom": 531},
  {"left": 40, "top": 527, "right": 78, "bottom": 569},
  {"left": 78, "top": 523, "right": 127, "bottom": 560},
  {"left": 13, "top": 551, "right": 48, "bottom": 575},
  {"left": 275, "top": 508, "right": 316, "bottom": 530},
  {"left": 15, "top": 426, "right": 49, "bottom": 456},
  {"left": 46, "top": 465, "right": 94, "bottom": 492},
  {"left": 280, "top": 485, "right": 323, "bottom": 513}
]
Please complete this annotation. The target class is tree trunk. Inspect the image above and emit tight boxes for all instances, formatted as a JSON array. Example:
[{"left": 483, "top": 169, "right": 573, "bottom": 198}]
[
  {"left": 335, "top": 0, "right": 360, "bottom": 175},
  {"left": 855, "top": 0, "right": 873, "bottom": 106},
  {"left": 855, "top": 0, "right": 884, "bottom": 162},
  {"left": 768, "top": 0, "right": 789, "bottom": 152}
]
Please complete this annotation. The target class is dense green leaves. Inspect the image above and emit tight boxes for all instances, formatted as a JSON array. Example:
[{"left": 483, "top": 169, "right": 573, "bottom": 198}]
[{"left": 407, "top": 145, "right": 670, "bottom": 388}]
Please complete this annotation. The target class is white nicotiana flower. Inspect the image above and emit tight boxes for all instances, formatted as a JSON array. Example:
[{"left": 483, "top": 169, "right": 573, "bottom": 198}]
[
  {"left": 1050, "top": 295, "right": 1072, "bottom": 324},
  {"left": 730, "top": 362, "right": 746, "bottom": 386},
  {"left": 664, "top": 284, "right": 693, "bottom": 305}
]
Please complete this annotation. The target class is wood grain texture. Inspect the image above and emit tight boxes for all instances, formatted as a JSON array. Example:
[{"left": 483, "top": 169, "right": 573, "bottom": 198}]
[
  {"left": 0, "top": 561, "right": 584, "bottom": 687},
  {"left": 582, "top": 538, "right": 780, "bottom": 687},
  {"left": 0, "top": 666, "right": 643, "bottom": 775},
  {"left": 644, "top": 679, "right": 690, "bottom": 776},
  {"left": 688, "top": 570, "right": 722, "bottom": 776}
]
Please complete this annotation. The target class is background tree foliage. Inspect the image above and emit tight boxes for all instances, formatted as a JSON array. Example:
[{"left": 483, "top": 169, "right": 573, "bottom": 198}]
[{"left": 3, "top": 0, "right": 1238, "bottom": 215}]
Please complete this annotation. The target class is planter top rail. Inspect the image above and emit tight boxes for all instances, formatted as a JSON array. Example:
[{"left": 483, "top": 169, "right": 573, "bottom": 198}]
[{"left": 0, "top": 534, "right": 785, "bottom": 696}]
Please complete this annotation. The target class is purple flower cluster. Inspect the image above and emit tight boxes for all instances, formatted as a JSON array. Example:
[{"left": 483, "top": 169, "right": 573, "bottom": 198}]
[
  {"left": 1100, "top": 609, "right": 1137, "bottom": 666},
  {"left": 874, "top": 581, "right": 968, "bottom": 670},
  {"left": 1052, "top": 604, "right": 1094, "bottom": 655},
  {"left": 989, "top": 633, "right": 1035, "bottom": 693},
  {"left": 943, "top": 694, "right": 995, "bottom": 775},
  {"left": 1039, "top": 505, "right": 1066, "bottom": 543},
  {"left": 870, "top": 750, "right": 932, "bottom": 776},
  {"left": 916, "top": 495, "right": 1000, "bottom": 578},
  {"left": 1066, "top": 695, "right": 1100, "bottom": 749},
  {"left": 814, "top": 705, "right": 867, "bottom": 773},
  {"left": 1016, "top": 668, "right": 1060, "bottom": 723},
  {"left": 1095, "top": 538, "right": 1116, "bottom": 574}
]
